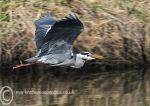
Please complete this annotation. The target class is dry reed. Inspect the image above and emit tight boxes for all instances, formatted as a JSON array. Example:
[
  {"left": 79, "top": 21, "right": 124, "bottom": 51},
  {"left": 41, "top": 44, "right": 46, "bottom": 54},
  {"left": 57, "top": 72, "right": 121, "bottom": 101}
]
[{"left": 1, "top": 0, "right": 150, "bottom": 68}]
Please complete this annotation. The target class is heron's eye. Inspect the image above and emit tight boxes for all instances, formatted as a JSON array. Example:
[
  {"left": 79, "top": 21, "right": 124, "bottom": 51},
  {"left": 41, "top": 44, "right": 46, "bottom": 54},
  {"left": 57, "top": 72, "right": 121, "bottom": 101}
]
[{"left": 87, "top": 53, "right": 91, "bottom": 56}]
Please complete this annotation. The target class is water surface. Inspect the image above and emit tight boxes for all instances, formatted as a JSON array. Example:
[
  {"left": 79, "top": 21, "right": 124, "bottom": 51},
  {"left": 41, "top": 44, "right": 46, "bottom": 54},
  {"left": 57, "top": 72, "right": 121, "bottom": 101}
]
[{"left": 0, "top": 66, "right": 150, "bottom": 106}]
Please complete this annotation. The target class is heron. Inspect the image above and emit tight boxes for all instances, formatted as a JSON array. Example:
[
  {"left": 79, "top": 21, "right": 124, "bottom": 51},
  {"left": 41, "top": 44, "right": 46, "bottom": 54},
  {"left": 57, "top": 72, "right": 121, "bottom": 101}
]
[{"left": 14, "top": 13, "right": 103, "bottom": 69}]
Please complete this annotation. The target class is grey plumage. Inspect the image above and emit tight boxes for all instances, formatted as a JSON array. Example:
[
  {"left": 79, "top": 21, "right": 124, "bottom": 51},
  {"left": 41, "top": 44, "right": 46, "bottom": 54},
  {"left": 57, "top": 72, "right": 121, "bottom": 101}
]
[
  {"left": 25, "top": 13, "right": 95, "bottom": 68},
  {"left": 35, "top": 14, "right": 56, "bottom": 50}
]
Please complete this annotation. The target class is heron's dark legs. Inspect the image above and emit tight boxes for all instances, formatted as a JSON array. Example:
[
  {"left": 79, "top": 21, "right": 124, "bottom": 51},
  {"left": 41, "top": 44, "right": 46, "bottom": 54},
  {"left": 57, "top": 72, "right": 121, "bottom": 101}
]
[{"left": 13, "top": 61, "right": 39, "bottom": 69}]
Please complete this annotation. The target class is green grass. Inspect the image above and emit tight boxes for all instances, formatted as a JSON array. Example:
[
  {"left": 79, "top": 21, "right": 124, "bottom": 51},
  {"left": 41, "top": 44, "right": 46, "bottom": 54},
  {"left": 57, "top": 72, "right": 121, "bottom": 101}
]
[
  {"left": 0, "top": 0, "right": 10, "bottom": 21},
  {"left": 132, "top": 8, "right": 149, "bottom": 23}
]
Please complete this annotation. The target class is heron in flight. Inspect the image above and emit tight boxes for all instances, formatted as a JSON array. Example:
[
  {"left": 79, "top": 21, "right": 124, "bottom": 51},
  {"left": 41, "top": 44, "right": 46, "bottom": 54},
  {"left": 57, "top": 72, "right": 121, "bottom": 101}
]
[{"left": 14, "top": 13, "right": 103, "bottom": 69}]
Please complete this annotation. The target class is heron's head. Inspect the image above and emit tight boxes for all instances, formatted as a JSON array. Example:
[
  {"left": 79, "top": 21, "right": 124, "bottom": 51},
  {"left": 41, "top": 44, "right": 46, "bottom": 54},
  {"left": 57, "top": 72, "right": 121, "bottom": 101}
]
[
  {"left": 72, "top": 52, "right": 103, "bottom": 68},
  {"left": 77, "top": 52, "right": 103, "bottom": 61}
]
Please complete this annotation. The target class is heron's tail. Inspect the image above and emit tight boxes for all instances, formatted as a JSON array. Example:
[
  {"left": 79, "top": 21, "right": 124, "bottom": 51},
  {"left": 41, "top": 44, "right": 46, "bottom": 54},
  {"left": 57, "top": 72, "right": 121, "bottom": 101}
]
[{"left": 25, "top": 56, "right": 41, "bottom": 63}]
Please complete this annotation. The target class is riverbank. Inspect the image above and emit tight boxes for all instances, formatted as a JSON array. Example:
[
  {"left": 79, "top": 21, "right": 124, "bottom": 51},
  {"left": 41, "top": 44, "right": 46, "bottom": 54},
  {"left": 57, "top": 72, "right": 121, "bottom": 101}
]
[{"left": 1, "top": 0, "right": 150, "bottom": 70}]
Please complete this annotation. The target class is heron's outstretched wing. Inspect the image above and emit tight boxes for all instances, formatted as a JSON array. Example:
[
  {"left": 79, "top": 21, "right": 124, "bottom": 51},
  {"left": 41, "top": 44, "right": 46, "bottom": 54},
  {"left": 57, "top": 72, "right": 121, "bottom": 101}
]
[
  {"left": 37, "top": 41, "right": 74, "bottom": 65},
  {"left": 39, "top": 13, "right": 84, "bottom": 56},
  {"left": 43, "top": 13, "right": 84, "bottom": 45},
  {"left": 35, "top": 14, "right": 56, "bottom": 50},
  {"left": 27, "top": 13, "right": 82, "bottom": 63},
  {"left": 25, "top": 41, "right": 73, "bottom": 63}
]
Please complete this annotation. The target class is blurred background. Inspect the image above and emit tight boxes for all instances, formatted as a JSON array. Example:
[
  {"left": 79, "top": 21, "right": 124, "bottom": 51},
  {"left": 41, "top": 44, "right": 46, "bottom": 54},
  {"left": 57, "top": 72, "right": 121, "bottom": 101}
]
[
  {"left": 0, "top": 0, "right": 150, "bottom": 106},
  {"left": 1, "top": 0, "right": 150, "bottom": 69}
]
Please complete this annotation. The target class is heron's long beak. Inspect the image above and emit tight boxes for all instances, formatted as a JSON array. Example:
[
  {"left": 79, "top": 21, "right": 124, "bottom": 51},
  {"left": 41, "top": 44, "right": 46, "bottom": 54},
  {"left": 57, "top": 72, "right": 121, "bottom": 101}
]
[{"left": 91, "top": 55, "right": 104, "bottom": 59}]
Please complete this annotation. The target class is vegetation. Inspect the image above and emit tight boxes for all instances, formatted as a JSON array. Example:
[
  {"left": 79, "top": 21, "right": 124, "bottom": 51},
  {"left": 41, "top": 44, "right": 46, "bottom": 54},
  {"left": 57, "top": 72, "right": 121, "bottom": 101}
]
[{"left": 1, "top": 0, "right": 150, "bottom": 69}]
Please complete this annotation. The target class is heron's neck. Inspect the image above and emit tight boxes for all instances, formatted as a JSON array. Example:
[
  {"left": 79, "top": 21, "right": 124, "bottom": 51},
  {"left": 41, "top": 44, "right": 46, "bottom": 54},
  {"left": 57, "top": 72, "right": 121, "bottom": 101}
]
[{"left": 71, "top": 53, "right": 85, "bottom": 68}]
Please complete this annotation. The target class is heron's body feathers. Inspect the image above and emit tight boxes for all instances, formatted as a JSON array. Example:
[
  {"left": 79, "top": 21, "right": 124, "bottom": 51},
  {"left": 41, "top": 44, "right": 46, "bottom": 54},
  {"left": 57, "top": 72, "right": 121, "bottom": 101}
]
[{"left": 26, "top": 13, "right": 95, "bottom": 68}]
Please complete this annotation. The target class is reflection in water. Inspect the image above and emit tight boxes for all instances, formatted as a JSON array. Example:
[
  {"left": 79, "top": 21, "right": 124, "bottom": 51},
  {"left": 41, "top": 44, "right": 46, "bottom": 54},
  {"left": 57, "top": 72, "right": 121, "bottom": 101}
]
[{"left": 0, "top": 66, "right": 150, "bottom": 106}]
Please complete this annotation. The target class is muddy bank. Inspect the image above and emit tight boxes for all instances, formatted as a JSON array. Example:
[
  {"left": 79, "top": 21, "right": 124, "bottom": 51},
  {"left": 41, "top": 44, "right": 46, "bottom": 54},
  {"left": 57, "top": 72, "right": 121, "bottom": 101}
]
[{"left": 1, "top": 0, "right": 150, "bottom": 69}]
